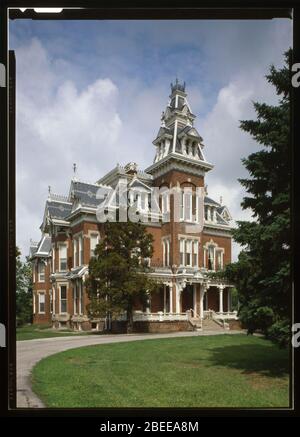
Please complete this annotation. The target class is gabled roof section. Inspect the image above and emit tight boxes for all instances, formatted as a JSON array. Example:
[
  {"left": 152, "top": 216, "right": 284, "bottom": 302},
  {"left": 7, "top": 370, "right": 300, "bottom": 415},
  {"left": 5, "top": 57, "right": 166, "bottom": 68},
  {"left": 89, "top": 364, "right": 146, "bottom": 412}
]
[
  {"left": 129, "top": 177, "right": 152, "bottom": 192},
  {"left": 178, "top": 126, "right": 203, "bottom": 141}
]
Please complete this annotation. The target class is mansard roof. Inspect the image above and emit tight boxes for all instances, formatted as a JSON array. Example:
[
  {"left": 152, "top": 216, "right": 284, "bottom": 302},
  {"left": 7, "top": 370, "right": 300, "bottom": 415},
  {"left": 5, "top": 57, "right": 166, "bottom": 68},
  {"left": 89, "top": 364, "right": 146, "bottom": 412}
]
[
  {"left": 47, "top": 199, "right": 72, "bottom": 220},
  {"left": 70, "top": 180, "right": 100, "bottom": 207}
]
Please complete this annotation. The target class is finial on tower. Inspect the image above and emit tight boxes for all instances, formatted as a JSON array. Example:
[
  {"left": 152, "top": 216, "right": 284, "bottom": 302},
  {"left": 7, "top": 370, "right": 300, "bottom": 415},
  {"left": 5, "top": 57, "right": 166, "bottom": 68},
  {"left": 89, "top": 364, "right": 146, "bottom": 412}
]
[
  {"left": 219, "top": 196, "right": 223, "bottom": 205},
  {"left": 73, "top": 163, "right": 77, "bottom": 180},
  {"left": 170, "top": 78, "right": 186, "bottom": 94},
  {"left": 48, "top": 185, "right": 51, "bottom": 199}
]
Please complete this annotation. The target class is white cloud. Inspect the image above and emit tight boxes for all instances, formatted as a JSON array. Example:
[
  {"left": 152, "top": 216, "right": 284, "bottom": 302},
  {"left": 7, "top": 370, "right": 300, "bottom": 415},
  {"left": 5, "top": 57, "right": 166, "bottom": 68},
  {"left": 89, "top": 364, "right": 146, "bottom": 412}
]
[{"left": 16, "top": 39, "right": 123, "bottom": 257}]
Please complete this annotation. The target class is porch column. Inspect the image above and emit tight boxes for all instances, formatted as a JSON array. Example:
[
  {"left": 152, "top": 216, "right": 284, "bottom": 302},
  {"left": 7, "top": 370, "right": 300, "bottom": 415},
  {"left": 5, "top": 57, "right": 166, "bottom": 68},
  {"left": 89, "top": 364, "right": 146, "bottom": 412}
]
[
  {"left": 163, "top": 285, "right": 166, "bottom": 314},
  {"left": 227, "top": 288, "right": 231, "bottom": 312},
  {"left": 169, "top": 285, "right": 173, "bottom": 313},
  {"left": 199, "top": 285, "right": 204, "bottom": 319},
  {"left": 175, "top": 283, "right": 181, "bottom": 313},
  {"left": 193, "top": 284, "right": 197, "bottom": 314},
  {"left": 52, "top": 285, "right": 56, "bottom": 315},
  {"left": 146, "top": 291, "right": 151, "bottom": 313},
  {"left": 218, "top": 285, "right": 224, "bottom": 313}
]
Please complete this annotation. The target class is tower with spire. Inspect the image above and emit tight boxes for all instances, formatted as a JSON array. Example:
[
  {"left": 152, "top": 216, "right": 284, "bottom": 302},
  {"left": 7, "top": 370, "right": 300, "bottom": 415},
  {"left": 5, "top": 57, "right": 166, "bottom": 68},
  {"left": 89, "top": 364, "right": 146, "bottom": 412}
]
[{"left": 146, "top": 79, "right": 213, "bottom": 179}]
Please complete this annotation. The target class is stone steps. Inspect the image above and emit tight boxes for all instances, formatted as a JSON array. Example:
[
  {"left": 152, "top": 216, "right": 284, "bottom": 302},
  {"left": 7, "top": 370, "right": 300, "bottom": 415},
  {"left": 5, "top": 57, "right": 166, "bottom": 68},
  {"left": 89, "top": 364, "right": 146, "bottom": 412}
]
[{"left": 201, "top": 318, "right": 225, "bottom": 331}]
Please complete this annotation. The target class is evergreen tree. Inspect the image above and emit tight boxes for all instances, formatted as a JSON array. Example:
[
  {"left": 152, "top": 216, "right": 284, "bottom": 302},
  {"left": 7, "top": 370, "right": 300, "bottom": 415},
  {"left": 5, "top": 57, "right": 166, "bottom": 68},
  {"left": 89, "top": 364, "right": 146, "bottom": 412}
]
[
  {"left": 16, "top": 247, "right": 33, "bottom": 326},
  {"left": 225, "top": 50, "right": 291, "bottom": 347},
  {"left": 87, "top": 221, "right": 157, "bottom": 333}
]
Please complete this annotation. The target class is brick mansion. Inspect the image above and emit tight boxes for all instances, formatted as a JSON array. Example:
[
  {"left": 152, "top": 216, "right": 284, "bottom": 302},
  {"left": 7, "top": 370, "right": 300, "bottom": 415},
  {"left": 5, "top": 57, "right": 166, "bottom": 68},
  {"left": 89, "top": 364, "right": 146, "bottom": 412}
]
[{"left": 30, "top": 80, "right": 238, "bottom": 332}]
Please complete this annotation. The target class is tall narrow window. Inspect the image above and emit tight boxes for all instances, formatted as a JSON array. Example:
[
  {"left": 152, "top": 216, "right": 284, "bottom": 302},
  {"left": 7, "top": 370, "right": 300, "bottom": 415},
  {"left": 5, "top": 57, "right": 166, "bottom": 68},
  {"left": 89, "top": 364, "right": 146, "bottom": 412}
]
[
  {"left": 73, "top": 283, "right": 78, "bottom": 315},
  {"left": 180, "top": 191, "right": 184, "bottom": 220},
  {"left": 33, "top": 294, "right": 36, "bottom": 314},
  {"left": 208, "top": 245, "right": 215, "bottom": 271},
  {"left": 78, "top": 236, "right": 83, "bottom": 265},
  {"left": 49, "top": 290, "right": 53, "bottom": 313},
  {"left": 52, "top": 246, "right": 55, "bottom": 271},
  {"left": 161, "top": 192, "right": 169, "bottom": 214},
  {"left": 163, "top": 239, "right": 170, "bottom": 267},
  {"left": 216, "top": 250, "right": 223, "bottom": 271},
  {"left": 78, "top": 281, "right": 84, "bottom": 315},
  {"left": 180, "top": 239, "right": 185, "bottom": 266},
  {"left": 38, "top": 293, "right": 45, "bottom": 314},
  {"left": 193, "top": 240, "right": 199, "bottom": 267},
  {"left": 184, "top": 191, "right": 192, "bottom": 221},
  {"left": 186, "top": 240, "right": 192, "bottom": 266},
  {"left": 90, "top": 234, "right": 99, "bottom": 259},
  {"left": 33, "top": 262, "right": 36, "bottom": 283},
  {"left": 38, "top": 261, "right": 45, "bottom": 282},
  {"left": 60, "top": 285, "right": 67, "bottom": 313},
  {"left": 73, "top": 239, "right": 77, "bottom": 267},
  {"left": 59, "top": 244, "right": 67, "bottom": 271}
]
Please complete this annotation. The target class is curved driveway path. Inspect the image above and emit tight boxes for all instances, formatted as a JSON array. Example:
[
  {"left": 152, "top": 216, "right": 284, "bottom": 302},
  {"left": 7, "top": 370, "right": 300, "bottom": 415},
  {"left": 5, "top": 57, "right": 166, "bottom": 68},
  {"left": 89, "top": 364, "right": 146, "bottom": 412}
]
[{"left": 17, "top": 330, "right": 242, "bottom": 408}]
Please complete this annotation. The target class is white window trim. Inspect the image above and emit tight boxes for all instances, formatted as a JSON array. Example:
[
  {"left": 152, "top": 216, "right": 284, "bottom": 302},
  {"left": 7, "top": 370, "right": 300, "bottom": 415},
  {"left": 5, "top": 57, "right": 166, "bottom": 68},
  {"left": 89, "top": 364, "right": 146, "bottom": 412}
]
[
  {"left": 58, "top": 243, "right": 68, "bottom": 272},
  {"left": 73, "top": 239, "right": 77, "bottom": 268},
  {"left": 33, "top": 293, "right": 36, "bottom": 315},
  {"left": 90, "top": 233, "right": 100, "bottom": 259},
  {"left": 59, "top": 284, "right": 68, "bottom": 314},
  {"left": 73, "top": 283, "right": 77, "bottom": 315},
  {"left": 33, "top": 261, "right": 36, "bottom": 283},
  {"left": 193, "top": 240, "right": 199, "bottom": 267},
  {"left": 162, "top": 238, "right": 171, "bottom": 267},
  {"left": 185, "top": 240, "right": 192, "bottom": 267},
  {"left": 38, "top": 261, "right": 45, "bottom": 282},
  {"left": 38, "top": 291, "right": 45, "bottom": 314},
  {"left": 52, "top": 245, "right": 55, "bottom": 272},
  {"left": 78, "top": 235, "right": 83, "bottom": 266}
]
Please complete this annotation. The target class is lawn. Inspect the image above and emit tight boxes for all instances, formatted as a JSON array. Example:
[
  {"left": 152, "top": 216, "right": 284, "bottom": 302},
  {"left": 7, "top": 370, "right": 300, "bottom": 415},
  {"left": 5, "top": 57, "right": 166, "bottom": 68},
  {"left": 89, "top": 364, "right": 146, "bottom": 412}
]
[
  {"left": 31, "top": 334, "right": 290, "bottom": 408},
  {"left": 17, "top": 324, "right": 90, "bottom": 341}
]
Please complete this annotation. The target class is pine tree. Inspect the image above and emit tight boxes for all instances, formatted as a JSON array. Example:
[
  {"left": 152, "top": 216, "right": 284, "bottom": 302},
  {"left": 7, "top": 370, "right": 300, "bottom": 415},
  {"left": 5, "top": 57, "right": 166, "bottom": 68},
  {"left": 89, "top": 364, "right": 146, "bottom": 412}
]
[
  {"left": 16, "top": 247, "right": 33, "bottom": 326},
  {"left": 87, "top": 221, "right": 157, "bottom": 333},
  {"left": 225, "top": 50, "right": 291, "bottom": 347}
]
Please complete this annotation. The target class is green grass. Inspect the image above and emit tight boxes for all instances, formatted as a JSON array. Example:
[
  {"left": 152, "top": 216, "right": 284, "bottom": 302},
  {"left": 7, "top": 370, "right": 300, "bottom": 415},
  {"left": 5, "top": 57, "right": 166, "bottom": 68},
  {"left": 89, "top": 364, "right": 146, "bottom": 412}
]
[
  {"left": 17, "top": 324, "right": 90, "bottom": 341},
  {"left": 32, "top": 334, "right": 290, "bottom": 408}
]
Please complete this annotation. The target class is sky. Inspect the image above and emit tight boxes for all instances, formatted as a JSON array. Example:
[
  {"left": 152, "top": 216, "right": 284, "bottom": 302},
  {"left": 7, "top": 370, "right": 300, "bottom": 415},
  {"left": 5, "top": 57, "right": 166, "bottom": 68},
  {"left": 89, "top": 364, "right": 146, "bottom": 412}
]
[{"left": 9, "top": 18, "right": 292, "bottom": 260}]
